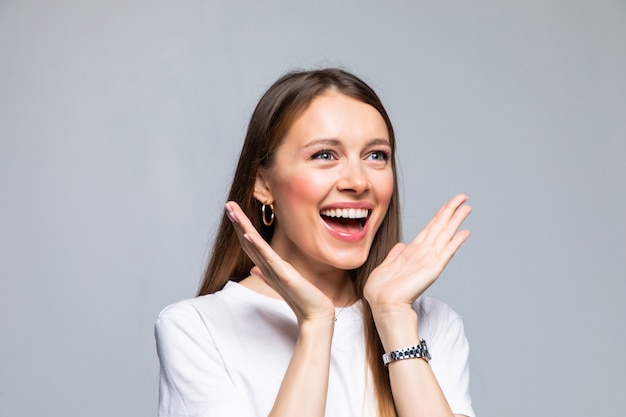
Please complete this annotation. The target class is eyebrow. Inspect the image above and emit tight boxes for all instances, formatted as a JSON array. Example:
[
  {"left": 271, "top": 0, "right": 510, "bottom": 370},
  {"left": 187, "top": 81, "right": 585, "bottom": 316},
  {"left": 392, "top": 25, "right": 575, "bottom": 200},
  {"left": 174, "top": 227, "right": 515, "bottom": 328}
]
[{"left": 303, "top": 138, "right": 391, "bottom": 148}]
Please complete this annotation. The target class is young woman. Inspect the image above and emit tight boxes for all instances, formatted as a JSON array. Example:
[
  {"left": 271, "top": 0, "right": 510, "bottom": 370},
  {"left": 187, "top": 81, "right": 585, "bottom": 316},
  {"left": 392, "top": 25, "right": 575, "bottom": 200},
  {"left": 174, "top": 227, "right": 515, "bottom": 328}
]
[{"left": 155, "top": 68, "right": 475, "bottom": 417}]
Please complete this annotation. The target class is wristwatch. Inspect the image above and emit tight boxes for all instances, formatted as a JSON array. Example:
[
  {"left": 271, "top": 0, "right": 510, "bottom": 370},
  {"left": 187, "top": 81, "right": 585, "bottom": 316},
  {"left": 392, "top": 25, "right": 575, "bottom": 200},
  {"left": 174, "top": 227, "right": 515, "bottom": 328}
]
[{"left": 382, "top": 339, "right": 431, "bottom": 366}]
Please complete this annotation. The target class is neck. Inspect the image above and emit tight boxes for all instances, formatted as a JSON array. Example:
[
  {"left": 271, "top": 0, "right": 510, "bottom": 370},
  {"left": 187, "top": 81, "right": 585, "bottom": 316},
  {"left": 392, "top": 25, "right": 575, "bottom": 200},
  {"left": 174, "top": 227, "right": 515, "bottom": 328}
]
[
  {"left": 239, "top": 264, "right": 356, "bottom": 307},
  {"left": 300, "top": 268, "right": 355, "bottom": 307},
  {"left": 273, "top": 246, "right": 356, "bottom": 306}
]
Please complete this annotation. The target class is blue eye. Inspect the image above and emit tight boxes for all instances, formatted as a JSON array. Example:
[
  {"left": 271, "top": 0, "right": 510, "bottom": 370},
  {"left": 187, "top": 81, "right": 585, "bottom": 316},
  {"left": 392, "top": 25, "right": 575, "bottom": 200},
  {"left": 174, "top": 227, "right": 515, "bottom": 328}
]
[
  {"left": 368, "top": 151, "right": 390, "bottom": 161},
  {"left": 312, "top": 150, "right": 335, "bottom": 160}
]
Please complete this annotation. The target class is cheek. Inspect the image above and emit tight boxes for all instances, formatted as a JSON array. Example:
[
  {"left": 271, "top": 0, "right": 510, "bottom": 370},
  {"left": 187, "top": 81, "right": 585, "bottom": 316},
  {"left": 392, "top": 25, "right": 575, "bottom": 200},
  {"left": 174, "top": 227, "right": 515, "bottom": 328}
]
[
  {"left": 275, "top": 172, "right": 328, "bottom": 208},
  {"left": 375, "top": 171, "right": 395, "bottom": 205}
]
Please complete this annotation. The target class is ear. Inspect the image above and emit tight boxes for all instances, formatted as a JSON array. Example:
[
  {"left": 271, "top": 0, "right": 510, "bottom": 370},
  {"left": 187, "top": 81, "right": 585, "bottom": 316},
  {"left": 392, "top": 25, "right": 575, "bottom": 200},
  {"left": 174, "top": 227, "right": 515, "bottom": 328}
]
[{"left": 253, "top": 169, "right": 274, "bottom": 204}]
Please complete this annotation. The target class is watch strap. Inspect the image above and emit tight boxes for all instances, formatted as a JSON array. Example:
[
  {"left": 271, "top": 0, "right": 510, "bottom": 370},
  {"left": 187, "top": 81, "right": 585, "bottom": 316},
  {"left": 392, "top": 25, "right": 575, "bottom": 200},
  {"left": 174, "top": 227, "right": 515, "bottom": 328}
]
[{"left": 382, "top": 339, "right": 431, "bottom": 366}]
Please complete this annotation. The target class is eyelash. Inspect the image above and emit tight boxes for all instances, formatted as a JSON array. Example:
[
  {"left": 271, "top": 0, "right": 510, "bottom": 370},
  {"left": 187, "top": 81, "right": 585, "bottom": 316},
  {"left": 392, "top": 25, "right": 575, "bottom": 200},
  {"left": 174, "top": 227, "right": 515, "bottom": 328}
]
[
  {"left": 311, "top": 149, "right": 336, "bottom": 160},
  {"left": 368, "top": 150, "right": 391, "bottom": 161},
  {"left": 311, "top": 149, "right": 391, "bottom": 161}
]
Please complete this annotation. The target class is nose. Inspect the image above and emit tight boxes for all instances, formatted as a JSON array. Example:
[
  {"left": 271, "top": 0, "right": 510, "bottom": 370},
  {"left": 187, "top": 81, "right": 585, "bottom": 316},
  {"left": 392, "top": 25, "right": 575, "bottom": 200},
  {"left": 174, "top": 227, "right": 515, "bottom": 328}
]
[{"left": 337, "top": 160, "right": 370, "bottom": 194}]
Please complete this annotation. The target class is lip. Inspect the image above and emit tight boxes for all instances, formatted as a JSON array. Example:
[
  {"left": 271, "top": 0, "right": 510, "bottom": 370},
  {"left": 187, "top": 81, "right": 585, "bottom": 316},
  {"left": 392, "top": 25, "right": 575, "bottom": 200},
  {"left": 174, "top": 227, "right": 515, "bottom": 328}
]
[
  {"left": 319, "top": 202, "right": 373, "bottom": 211},
  {"left": 319, "top": 201, "right": 372, "bottom": 243}
]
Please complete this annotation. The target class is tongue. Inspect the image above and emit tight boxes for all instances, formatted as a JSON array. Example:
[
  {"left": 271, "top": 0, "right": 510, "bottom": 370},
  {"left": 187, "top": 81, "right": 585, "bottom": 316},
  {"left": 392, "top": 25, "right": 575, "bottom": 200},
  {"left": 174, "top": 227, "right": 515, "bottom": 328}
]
[{"left": 323, "top": 217, "right": 362, "bottom": 234}]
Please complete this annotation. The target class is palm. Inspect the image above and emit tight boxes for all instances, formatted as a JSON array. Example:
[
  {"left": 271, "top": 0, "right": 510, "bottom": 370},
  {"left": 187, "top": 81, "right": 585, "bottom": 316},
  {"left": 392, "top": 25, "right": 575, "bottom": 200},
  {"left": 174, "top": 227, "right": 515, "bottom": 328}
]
[
  {"left": 225, "top": 201, "right": 336, "bottom": 323},
  {"left": 364, "top": 194, "right": 472, "bottom": 308}
]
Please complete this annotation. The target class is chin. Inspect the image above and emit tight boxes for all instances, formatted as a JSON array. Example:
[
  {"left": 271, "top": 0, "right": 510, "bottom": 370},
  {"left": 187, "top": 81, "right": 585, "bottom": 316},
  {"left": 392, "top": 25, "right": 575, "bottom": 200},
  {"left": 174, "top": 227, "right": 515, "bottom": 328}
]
[{"left": 327, "top": 251, "right": 369, "bottom": 271}]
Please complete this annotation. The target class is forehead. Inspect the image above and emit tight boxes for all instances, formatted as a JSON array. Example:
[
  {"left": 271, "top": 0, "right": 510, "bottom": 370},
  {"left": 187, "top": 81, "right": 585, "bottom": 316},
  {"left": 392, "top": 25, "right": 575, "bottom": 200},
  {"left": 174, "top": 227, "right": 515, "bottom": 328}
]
[{"left": 281, "top": 92, "right": 390, "bottom": 147}]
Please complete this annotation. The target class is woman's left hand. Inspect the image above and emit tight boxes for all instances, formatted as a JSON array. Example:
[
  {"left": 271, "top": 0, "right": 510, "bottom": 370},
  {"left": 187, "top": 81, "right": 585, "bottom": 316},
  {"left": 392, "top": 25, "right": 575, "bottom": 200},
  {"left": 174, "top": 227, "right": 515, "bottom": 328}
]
[{"left": 363, "top": 194, "right": 472, "bottom": 313}]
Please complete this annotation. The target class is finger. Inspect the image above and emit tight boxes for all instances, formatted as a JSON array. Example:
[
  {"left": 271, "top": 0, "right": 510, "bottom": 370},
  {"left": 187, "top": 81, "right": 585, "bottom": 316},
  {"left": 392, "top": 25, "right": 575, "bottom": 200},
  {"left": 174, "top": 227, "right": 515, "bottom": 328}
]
[
  {"left": 243, "top": 233, "right": 325, "bottom": 315},
  {"left": 224, "top": 202, "right": 281, "bottom": 275},
  {"left": 440, "top": 228, "right": 471, "bottom": 263},
  {"left": 412, "top": 207, "right": 441, "bottom": 244},
  {"left": 225, "top": 201, "right": 258, "bottom": 235},
  {"left": 412, "top": 196, "right": 461, "bottom": 245},
  {"left": 225, "top": 202, "right": 284, "bottom": 271},
  {"left": 231, "top": 221, "right": 306, "bottom": 300},
  {"left": 239, "top": 232, "right": 299, "bottom": 297},
  {"left": 432, "top": 203, "right": 472, "bottom": 250},
  {"left": 238, "top": 230, "right": 283, "bottom": 277},
  {"left": 225, "top": 209, "right": 263, "bottom": 262},
  {"left": 422, "top": 194, "right": 468, "bottom": 245}
]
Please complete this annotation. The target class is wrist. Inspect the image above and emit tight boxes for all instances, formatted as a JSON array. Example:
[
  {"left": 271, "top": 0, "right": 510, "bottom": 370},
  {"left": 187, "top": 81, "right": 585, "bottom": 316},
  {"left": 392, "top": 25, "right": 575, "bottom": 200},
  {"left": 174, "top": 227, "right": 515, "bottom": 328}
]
[
  {"left": 370, "top": 302, "right": 418, "bottom": 331},
  {"left": 382, "top": 339, "right": 431, "bottom": 366},
  {"left": 298, "top": 315, "right": 336, "bottom": 336},
  {"left": 369, "top": 300, "right": 416, "bottom": 316},
  {"left": 293, "top": 301, "right": 337, "bottom": 328},
  {"left": 370, "top": 307, "right": 420, "bottom": 351}
]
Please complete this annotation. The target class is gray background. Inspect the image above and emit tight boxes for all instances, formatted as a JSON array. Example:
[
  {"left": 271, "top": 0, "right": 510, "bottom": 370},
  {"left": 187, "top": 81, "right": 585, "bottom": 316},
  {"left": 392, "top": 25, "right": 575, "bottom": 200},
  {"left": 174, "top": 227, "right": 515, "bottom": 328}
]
[{"left": 1, "top": 1, "right": 624, "bottom": 416}]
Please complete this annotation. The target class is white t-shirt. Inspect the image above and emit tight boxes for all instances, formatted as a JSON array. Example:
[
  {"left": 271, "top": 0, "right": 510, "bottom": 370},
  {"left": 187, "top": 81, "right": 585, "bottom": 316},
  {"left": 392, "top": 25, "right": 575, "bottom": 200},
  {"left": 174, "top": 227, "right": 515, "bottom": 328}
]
[{"left": 155, "top": 281, "right": 475, "bottom": 417}]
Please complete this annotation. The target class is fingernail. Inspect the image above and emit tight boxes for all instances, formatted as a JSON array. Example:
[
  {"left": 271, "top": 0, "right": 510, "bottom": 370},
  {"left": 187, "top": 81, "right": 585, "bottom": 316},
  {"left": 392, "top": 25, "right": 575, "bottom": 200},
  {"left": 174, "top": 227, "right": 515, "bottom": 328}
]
[
  {"left": 225, "top": 206, "right": 237, "bottom": 223},
  {"left": 243, "top": 233, "right": 253, "bottom": 243}
]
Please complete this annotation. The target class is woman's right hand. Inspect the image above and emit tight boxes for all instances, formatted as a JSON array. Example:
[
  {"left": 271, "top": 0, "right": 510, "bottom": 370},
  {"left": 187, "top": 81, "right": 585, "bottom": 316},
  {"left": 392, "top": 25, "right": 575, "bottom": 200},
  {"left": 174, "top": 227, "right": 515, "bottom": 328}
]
[
  {"left": 225, "top": 201, "right": 336, "bottom": 325},
  {"left": 226, "top": 201, "right": 336, "bottom": 417}
]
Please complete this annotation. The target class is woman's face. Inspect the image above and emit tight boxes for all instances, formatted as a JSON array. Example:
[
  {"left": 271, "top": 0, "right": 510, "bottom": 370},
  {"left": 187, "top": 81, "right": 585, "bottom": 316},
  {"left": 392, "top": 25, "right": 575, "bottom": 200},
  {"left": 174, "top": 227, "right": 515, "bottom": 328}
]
[{"left": 255, "top": 91, "right": 394, "bottom": 274}]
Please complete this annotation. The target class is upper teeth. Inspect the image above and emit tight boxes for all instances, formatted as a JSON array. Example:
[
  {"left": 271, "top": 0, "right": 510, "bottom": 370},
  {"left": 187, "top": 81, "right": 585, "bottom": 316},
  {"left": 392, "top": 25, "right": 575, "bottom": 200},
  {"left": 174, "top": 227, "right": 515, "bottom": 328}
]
[{"left": 320, "top": 208, "right": 369, "bottom": 219}]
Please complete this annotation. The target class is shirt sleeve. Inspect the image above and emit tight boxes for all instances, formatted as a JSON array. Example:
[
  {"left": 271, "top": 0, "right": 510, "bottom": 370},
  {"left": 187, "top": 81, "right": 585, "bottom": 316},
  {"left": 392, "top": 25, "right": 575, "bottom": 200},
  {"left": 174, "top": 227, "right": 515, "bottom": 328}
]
[
  {"left": 154, "top": 304, "right": 251, "bottom": 417},
  {"left": 417, "top": 297, "right": 475, "bottom": 417}
]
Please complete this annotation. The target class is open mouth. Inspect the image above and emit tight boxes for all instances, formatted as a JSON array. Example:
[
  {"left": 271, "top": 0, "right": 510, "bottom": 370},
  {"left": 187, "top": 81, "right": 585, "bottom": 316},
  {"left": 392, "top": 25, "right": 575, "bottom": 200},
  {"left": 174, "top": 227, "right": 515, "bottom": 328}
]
[{"left": 320, "top": 208, "right": 370, "bottom": 233}]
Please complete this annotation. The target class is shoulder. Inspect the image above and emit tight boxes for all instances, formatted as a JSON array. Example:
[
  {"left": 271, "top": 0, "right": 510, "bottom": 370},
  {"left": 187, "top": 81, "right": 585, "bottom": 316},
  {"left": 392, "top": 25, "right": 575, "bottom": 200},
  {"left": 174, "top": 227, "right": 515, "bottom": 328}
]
[
  {"left": 156, "top": 281, "right": 246, "bottom": 322},
  {"left": 154, "top": 285, "right": 251, "bottom": 359},
  {"left": 157, "top": 295, "right": 216, "bottom": 320},
  {"left": 155, "top": 281, "right": 293, "bottom": 339},
  {"left": 154, "top": 284, "right": 241, "bottom": 341},
  {"left": 156, "top": 294, "right": 218, "bottom": 329},
  {"left": 154, "top": 295, "right": 222, "bottom": 351}
]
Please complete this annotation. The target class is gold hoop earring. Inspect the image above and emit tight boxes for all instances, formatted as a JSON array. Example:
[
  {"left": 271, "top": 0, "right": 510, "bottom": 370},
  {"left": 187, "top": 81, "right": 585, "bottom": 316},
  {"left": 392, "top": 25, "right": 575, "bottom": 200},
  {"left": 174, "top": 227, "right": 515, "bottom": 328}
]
[{"left": 261, "top": 203, "right": 274, "bottom": 226}]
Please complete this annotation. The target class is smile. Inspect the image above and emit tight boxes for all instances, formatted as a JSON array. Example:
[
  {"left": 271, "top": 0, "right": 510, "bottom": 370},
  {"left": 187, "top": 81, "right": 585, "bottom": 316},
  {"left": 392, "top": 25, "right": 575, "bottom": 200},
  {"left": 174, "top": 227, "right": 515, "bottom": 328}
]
[{"left": 319, "top": 205, "right": 372, "bottom": 242}]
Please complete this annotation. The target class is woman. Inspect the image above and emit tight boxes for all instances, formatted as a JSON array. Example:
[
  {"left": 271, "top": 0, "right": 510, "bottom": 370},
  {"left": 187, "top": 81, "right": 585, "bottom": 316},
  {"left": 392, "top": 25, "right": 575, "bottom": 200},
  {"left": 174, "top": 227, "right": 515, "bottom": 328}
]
[{"left": 155, "top": 68, "right": 475, "bottom": 417}]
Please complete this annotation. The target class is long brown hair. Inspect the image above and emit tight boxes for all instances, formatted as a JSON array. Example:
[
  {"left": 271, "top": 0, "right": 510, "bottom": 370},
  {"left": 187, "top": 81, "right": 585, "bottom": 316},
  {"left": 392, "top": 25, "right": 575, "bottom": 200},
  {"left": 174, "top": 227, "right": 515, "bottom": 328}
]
[{"left": 198, "top": 68, "right": 401, "bottom": 417}]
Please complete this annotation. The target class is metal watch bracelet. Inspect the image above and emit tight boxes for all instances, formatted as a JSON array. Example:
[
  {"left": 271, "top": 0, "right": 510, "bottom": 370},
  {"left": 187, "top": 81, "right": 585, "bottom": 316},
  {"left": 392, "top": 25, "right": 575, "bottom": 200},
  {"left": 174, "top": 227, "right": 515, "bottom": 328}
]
[{"left": 382, "top": 339, "right": 431, "bottom": 366}]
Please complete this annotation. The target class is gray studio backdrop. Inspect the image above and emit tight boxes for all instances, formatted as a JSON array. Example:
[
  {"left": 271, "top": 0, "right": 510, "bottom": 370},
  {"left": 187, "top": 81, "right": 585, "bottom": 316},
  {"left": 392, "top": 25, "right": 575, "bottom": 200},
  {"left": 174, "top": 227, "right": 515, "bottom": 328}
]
[{"left": 1, "top": 1, "right": 624, "bottom": 416}]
